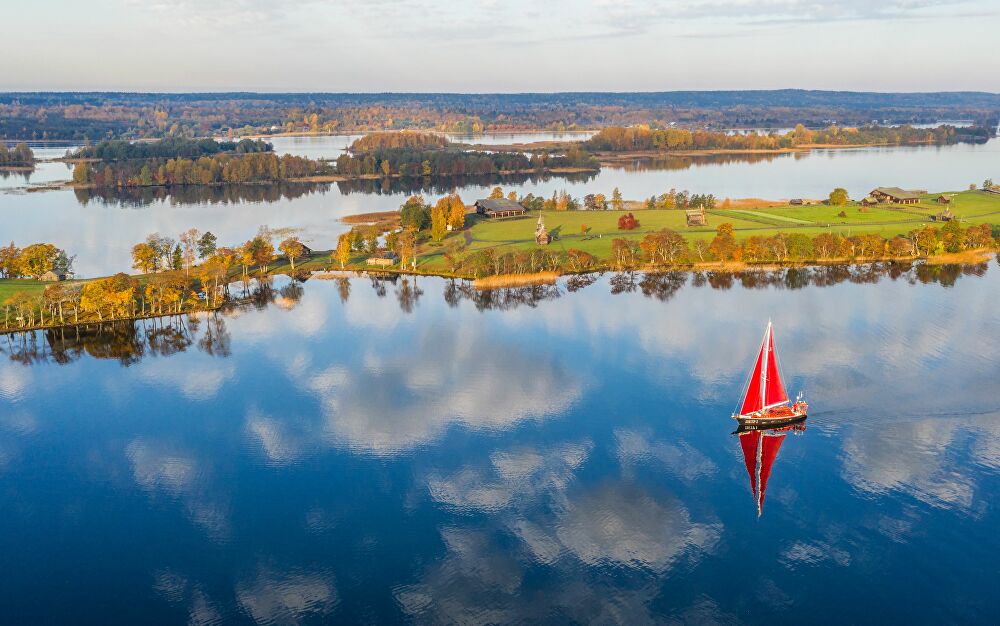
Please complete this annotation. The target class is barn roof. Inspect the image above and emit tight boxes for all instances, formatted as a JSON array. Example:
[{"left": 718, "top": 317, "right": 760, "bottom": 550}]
[
  {"left": 873, "top": 187, "right": 921, "bottom": 200},
  {"left": 475, "top": 198, "right": 525, "bottom": 212}
]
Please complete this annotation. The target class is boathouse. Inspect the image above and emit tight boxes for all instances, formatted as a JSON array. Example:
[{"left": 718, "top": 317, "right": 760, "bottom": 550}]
[
  {"left": 475, "top": 198, "right": 526, "bottom": 219},
  {"left": 870, "top": 187, "right": 921, "bottom": 205}
]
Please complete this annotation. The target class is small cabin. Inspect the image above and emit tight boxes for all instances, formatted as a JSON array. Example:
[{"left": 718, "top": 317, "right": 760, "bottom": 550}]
[
  {"left": 934, "top": 209, "right": 955, "bottom": 222},
  {"left": 475, "top": 198, "right": 526, "bottom": 219},
  {"left": 870, "top": 187, "right": 921, "bottom": 205},
  {"left": 366, "top": 250, "right": 399, "bottom": 267},
  {"left": 40, "top": 271, "right": 66, "bottom": 282},
  {"left": 789, "top": 199, "right": 804, "bottom": 206},
  {"left": 935, "top": 195, "right": 951, "bottom": 205},
  {"left": 860, "top": 196, "right": 878, "bottom": 207},
  {"left": 685, "top": 207, "right": 706, "bottom": 227}
]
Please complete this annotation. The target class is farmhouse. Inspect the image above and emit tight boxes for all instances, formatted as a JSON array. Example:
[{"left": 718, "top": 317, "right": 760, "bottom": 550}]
[
  {"left": 869, "top": 187, "right": 921, "bottom": 205},
  {"left": 475, "top": 198, "right": 526, "bottom": 219}
]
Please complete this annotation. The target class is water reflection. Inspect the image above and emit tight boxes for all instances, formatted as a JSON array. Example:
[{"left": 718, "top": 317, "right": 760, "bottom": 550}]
[
  {"left": 4, "top": 263, "right": 1000, "bottom": 621},
  {"left": 334, "top": 170, "right": 597, "bottom": 196},
  {"left": 738, "top": 422, "right": 806, "bottom": 518},
  {"left": 2, "top": 263, "right": 991, "bottom": 368},
  {"left": 73, "top": 181, "right": 335, "bottom": 208}
]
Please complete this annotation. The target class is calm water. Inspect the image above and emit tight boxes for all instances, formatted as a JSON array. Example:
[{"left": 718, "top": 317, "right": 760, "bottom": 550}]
[
  {"left": 1, "top": 134, "right": 998, "bottom": 276},
  {"left": 2, "top": 264, "right": 1000, "bottom": 623}
]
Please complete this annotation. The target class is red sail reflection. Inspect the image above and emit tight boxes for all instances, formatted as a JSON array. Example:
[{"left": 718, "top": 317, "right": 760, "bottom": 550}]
[{"left": 738, "top": 422, "right": 805, "bottom": 517}]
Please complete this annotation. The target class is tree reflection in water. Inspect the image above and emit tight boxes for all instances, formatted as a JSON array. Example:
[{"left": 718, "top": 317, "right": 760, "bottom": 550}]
[{"left": 1, "top": 262, "right": 988, "bottom": 367}]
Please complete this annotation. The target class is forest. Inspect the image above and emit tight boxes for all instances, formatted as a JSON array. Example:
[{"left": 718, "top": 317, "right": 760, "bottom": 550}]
[
  {"left": 0, "top": 142, "right": 35, "bottom": 165},
  {"left": 73, "top": 137, "right": 271, "bottom": 160},
  {"left": 2, "top": 91, "right": 997, "bottom": 140},
  {"left": 584, "top": 124, "right": 993, "bottom": 152},
  {"left": 72, "top": 152, "right": 329, "bottom": 188},
  {"left": 333, "top": 144, "right": 597, "bottom": 178}
]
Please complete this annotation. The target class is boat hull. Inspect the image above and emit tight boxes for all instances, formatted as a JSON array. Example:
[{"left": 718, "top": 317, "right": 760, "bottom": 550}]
[
  {"left": 735, "top": 413, "right": 807, "bottom": 430},
  {"left": 734, "top": 403, "right": 807, "bottom": 429}
]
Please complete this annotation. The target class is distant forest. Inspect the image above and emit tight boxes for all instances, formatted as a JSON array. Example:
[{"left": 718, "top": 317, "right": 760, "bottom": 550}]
[
  {"left": 73, "top": 137, "right": 271, "bottom": 160},
  {"left": 1, "top": 90, "right": 998, "bottom": 140},
  {"left": 585, "top": 123, "right": 994, "bottom": 151}
]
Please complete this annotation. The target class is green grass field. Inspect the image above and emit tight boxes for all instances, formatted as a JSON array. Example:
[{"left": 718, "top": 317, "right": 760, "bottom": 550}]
[
  {"left": 3, "top": 191, "right": 998, "bottom": 296},
  {"left": 413, "top": 190, "right": 1000, "bottom": 271}
]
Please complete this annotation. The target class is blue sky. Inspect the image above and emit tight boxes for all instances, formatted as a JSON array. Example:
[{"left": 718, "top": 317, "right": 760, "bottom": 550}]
[{"left": 7, "top": 0, "right": 1000, "bottom": 91}]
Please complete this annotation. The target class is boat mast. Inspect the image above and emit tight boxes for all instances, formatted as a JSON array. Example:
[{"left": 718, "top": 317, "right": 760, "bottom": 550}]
[{"left": 759, "top": 320, "right": 770, "bottom": 413}]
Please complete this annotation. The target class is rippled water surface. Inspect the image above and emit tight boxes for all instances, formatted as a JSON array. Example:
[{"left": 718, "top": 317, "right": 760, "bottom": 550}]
[{"left": 2, "top": 264, "right": 1000, "bottom": 623}]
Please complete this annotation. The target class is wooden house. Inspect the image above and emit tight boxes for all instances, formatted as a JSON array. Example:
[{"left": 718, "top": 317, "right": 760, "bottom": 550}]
[
  {"left": 366, "top": 250, "right": 399, "bottom": 267},
  {"left": 935, "top": 195, "right": 951, "bottom": 204},
  {"left": 934, "top": 209, "right": 955, "bottom": 222},
  {"left": 869, "top": 187, "right": 921, "bottom": 205},
  {"left": 475, "top": 198, "right": 526, "bottom": 219},
  {"left": 685, "top": 207, "right": 706, "bottom": 227},
  {"left": 40, "top": 271, "right": 66, "bottom": 282}
]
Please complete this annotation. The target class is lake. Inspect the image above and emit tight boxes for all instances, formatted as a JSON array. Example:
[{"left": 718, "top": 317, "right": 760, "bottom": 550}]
[
  {"left": 0, "top": 134, "right": 998, "bottom": 276},
  {"left": 2, "top": 264, "right": 999, "bottom": 623}
]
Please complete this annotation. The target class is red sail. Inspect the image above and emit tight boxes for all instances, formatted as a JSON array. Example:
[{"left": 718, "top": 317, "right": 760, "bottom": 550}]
[
  {"left": 763, "top": 327, "right": 788, "bottom": 407},
  {"left": 738, "top": 341, "right": 765, "bottom": 416},
  {"left": 739, "top": 431, "right": 760, "bottom": 498},
  {"left": 757, "top": 433, "right": 786, "bottom": 515}
]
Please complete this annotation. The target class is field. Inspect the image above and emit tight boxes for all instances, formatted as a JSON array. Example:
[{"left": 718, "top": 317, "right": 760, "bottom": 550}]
[{"left": 415, "top": 190, "right": 1000, "bottom": 270}]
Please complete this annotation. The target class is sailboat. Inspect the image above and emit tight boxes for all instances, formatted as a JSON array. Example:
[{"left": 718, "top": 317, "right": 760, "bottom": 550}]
[
  {"left": 732, "top": 320, "right": 807, "bottom": 428},
  {"left": 737, "top": 421, "right": 805, "bottom": 517}
]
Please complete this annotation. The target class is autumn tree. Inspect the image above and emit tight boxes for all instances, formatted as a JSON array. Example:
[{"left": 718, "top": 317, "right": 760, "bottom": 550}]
[
  {"left": 489, "top": 186, "right": 504, "bottom": 199},
  {"left": 131, "top": 242, "right": 159, "bottom": 274},
  {"left": 179, "top": 228, "right": 200, "bottom": 274},
  {"left": 447, "top": 194, "right": 466, "bottom": 231},
  {"left": 279, "top": 237, "right": 306, "bottom": 270},
  {"left": 431, "top": 197, "right": 449, "bottom": 242},
  {"left": 829, "top": 188, "right": 849, "bottom": 206},
  {"left": 708, "top": 223, "right": 737, "bottom": 261},
  {"left": 18, "top": 243, "right": 61, "bottom": 279},
  {"left": 611, "top": 187, "right": 624, "bottom": 211},
  {"left": 335, "top": 233, "right": 352, "bottom": 269}
]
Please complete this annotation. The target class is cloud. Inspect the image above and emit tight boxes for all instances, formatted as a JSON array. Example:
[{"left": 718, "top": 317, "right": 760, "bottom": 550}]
[
  {"left": 307, "top": 325, "right": 583, "bottom": 455},
  {"left": 126, "top": 439, "right": 230, "bottom": 540},
  {"left": 136, "top": 357, "right": 235, "bottom": 401},
  {"left": 427, "top": 441, "right": 592, "bottom": 512},
  {"left": 235, "top": 566, "right": 338, "bottom": 624}
]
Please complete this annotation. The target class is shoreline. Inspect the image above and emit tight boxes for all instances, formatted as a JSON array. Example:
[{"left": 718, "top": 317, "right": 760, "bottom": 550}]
[{"left": 1, "top": 251, "right": 993, "bottom": 336}]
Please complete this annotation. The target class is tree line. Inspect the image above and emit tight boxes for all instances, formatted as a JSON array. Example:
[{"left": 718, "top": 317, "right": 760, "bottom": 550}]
[
  {"left": 446, "top": 221, "right": 997, "bottom": 278},
  {"left": 4, "top": 91, "right": 998, "bottom": 141},
  {"left": 72, "top": 137, "right": 272, "bottom": 161},
  {"left": 0, "top": 142, "right": 34, "bottom": 166},
  {"left": 584, "top": 124, "right": 991, "bottom": 152},
  {"left": 0, "top": 242, "right": 74, "bottom": 279},
  {"left": 72, "top": 152, "right": 330, "bottom": 188}
]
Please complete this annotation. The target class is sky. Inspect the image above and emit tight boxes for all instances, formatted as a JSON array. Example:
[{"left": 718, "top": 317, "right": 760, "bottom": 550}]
[{"left": 6, "top": 0, "right": 1000, "bottom": 92}]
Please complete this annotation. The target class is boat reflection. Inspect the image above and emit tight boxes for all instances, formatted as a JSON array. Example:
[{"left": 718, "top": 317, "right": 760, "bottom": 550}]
[{"left": 736, "top": 421, "right": 806, "bottom": 517}]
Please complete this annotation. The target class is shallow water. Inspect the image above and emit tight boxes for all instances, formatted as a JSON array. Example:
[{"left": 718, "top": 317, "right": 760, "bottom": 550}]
[{"left": 2, "top": 265, "right": 999, "bottom": 623}]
